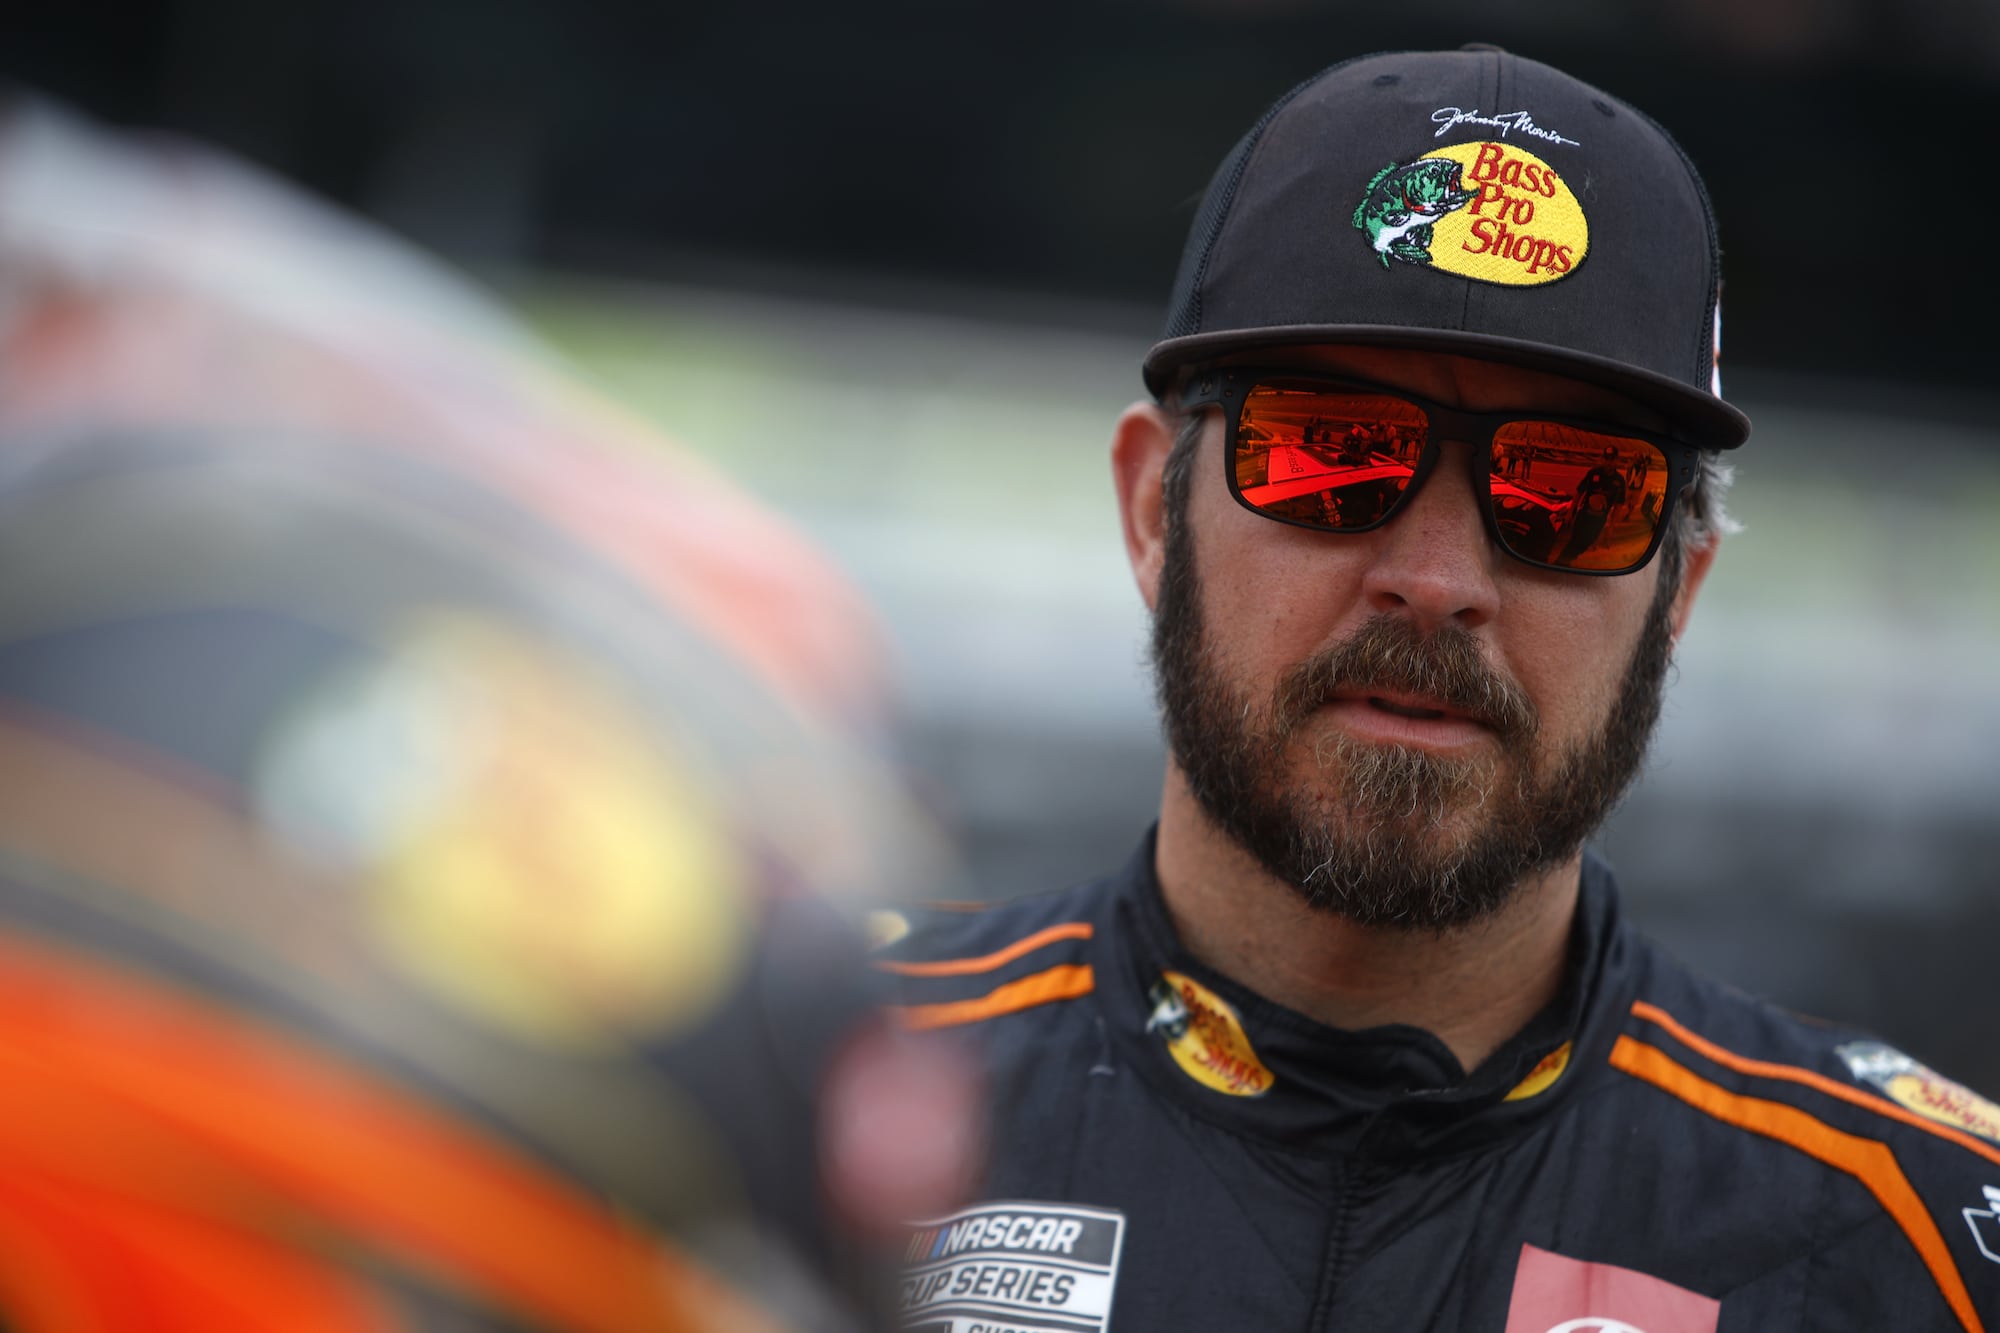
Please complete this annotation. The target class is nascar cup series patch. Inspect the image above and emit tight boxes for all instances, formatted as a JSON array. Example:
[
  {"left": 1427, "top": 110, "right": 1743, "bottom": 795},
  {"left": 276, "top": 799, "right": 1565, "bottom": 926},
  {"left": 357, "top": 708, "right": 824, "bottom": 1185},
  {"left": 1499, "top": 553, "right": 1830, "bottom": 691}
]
[
  {"left": 1352, "top": 140, "right": 1588, "bottom": 285},
  {"left": 1838, "top": 1041, "right": 2000, "bottom": 1143},
  {"left": 1145, "top": 970, "right": 1275, "bottom": 1098},
  {"left": 901, "top": 1201, "right": 1125, "bottom": 1333}
]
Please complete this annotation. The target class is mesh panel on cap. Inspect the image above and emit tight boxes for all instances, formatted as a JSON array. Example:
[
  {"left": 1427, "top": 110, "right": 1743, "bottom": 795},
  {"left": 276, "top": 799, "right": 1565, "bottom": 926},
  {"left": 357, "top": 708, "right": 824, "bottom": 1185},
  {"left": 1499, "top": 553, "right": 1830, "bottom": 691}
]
[
  {"left": 1623, "top": 100, "right": 1723, "bottom": 389},
  {"left": 1161, "top": 57, "right": 1368, "bottom": 341}
]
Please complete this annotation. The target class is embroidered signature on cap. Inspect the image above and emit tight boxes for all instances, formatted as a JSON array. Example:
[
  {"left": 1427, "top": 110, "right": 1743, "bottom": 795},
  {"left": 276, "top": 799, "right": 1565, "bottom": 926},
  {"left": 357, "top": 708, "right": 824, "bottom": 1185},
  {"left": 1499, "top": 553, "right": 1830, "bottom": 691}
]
[{"left": 1432, "top": 107, "right": 1580, "bottom": 147}]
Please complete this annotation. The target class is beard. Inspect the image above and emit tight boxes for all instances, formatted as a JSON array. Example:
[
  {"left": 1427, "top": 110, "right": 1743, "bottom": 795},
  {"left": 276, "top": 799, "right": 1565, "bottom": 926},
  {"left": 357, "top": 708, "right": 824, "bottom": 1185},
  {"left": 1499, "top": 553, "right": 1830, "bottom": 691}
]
[{"left": 1151, "top": 504, "right": 1679, "bottom": 933}]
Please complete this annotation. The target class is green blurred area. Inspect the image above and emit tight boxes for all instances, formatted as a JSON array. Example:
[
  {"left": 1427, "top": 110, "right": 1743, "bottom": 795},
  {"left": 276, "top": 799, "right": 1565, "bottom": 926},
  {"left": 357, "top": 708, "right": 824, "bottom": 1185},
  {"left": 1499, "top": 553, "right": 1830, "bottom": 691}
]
[
  {"left": 516, "top": 274, "right": 2000, "bottom": 637},
  {"left": 519, "top": 279, "right": 1131, "bottom": 540}
]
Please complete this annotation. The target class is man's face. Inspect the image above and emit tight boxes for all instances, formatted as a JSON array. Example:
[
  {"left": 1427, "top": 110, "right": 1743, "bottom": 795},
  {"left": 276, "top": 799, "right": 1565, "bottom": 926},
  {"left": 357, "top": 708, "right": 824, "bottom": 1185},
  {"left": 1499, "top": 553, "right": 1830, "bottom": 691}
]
[{"left": 1148, "top": 346, "right": 1705, "bottom": 931}]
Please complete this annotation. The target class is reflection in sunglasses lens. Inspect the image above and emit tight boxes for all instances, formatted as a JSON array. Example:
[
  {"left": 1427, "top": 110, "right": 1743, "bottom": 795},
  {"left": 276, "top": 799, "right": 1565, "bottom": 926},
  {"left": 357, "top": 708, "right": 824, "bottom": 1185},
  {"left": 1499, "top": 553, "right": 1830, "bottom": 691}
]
[
  {"left": 1230, "top": 382, "right": 1672, "bottom": 574},
  {"left": 1489, "top": 424, "right": 1669, "bottom": 571},
  {"left": 1234, "top": 384, "right": 1427, "bottom": 531}
]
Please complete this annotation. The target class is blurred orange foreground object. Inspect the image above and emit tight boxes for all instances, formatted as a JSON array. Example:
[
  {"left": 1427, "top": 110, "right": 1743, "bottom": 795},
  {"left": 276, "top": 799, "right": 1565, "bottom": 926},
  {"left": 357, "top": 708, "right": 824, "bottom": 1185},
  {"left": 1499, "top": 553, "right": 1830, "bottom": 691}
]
[
  {"left": 0, "top": 97, "right": 883, "bottom": 729},
  {"left": 0, "top": 932, "right": 792, "bottom": 1333}
]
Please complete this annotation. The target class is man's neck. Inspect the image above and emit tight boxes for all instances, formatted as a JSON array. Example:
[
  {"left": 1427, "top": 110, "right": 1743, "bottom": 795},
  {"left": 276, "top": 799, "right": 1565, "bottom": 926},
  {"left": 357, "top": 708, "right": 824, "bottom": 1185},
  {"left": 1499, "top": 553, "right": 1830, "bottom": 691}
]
[{"left": 1152, "top": 778, "right": 1582, "bottom": 1076}]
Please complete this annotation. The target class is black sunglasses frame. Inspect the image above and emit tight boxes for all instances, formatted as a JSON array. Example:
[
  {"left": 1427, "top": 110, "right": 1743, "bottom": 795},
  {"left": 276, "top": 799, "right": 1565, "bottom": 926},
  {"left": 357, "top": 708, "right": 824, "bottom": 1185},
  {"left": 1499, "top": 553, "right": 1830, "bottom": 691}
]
[{"left": 1176, "top": 366, "right": 1705, "bottom": 577}]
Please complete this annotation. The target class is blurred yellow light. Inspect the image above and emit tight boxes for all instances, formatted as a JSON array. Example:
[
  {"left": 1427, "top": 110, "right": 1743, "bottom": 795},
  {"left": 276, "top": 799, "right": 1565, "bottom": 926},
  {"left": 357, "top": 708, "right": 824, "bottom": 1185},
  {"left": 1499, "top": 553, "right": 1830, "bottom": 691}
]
[{"left": 345, "top": 614, "right": 751, "bottom": 1047}]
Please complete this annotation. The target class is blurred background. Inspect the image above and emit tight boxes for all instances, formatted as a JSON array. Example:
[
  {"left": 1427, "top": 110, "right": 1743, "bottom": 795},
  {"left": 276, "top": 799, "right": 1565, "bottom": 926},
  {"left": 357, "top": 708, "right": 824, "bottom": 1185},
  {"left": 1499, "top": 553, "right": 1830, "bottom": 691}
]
[{"left": 3, "top": 0, "right": 1995, "bottom": 1113}]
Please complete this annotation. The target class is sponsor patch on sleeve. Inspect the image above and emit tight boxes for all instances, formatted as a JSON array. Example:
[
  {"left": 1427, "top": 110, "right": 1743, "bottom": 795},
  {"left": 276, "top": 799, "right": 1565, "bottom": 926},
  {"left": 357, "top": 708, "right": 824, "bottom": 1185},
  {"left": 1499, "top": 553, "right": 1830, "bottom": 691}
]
[
  {"left": 900, "top": 1201, "right": 1125, "bottom": 1333},
  {"left": 1837, "top": 1041, "right": 2000, "bottom": 1144}
]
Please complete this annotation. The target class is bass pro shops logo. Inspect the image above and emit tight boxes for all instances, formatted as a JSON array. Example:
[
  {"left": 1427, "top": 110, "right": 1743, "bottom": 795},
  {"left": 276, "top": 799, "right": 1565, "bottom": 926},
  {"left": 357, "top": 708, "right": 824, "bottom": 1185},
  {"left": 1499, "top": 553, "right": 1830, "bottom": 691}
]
[
  {"left": 1352, "top": 140, "right": 1588, "bottom": 285},
  {"left": 1838, "top": 1041, "right": 2000, "bottom": 1143},
  {"left": 1352, "top": 158, "right": 1475, "bottom": 268},
  {"left": 1145, "top": 970, "right": 1274, "bottom": 1097}
]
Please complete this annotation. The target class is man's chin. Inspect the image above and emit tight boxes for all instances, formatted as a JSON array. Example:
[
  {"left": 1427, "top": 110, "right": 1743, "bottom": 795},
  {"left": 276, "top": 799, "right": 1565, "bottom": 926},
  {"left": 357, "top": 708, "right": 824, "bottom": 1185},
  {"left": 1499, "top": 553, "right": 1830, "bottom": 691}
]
[
  {"left": 1259, "top": 759, "right": 1534, "bottom": 929},
  {"left": 1289, "top": 805, "right": 1496, "bottom": 877},
  {"left": 1289, "top": 734, "right": 1509, "bottom": 824},
  {"left": 1276, "top": 827, "right": 1528, "bottom": 932}
]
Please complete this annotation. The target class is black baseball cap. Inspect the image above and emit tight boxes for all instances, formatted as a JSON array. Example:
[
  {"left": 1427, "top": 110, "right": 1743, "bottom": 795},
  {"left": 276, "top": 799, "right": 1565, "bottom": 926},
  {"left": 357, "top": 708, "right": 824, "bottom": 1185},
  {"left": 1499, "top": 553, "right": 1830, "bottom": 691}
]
[{"left": 1146, "top": 46, "right": 1750, "bottom": 449}]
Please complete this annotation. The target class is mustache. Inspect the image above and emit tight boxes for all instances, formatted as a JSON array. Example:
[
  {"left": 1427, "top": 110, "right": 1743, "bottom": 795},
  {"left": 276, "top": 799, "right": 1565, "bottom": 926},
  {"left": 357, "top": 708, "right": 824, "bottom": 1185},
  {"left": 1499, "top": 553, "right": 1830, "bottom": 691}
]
[{"left": 1270, "top": 616, "right": 1539, "bottom": 746}]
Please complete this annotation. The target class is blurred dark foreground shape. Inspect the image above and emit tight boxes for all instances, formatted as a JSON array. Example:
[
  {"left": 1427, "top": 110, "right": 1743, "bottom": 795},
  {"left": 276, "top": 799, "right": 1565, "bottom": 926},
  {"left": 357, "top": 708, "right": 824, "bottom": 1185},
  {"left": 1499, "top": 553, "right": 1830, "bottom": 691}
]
[{"left": 0, "top": 98, "right": 977, "bottom": 1332}]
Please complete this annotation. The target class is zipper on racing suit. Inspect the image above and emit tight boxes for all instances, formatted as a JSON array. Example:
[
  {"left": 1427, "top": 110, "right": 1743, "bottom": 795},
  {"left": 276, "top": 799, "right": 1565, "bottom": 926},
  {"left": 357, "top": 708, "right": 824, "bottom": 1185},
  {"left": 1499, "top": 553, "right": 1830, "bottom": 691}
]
[{"left": 1304, "top": 1157, "right": 1362, "bottom": 1330}]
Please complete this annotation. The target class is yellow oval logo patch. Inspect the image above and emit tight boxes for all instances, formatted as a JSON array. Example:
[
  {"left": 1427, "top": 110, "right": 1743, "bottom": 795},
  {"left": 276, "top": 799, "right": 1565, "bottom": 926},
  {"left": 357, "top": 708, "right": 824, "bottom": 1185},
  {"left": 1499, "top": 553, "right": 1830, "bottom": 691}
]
[
  {"left": 1423, "top": 141, "right": 1588, "bottom": 285},
  {"left": 1503, "top": 1041, "right": 1573, "bottom": 1102},
  {"left": 1145, "top": 970, "right": 1274, "bottom": 1098},
  {"left": 1885, "top": 1071, "right": 2000, "bottom": 1142},
  {"left": 1839, "top": 1040, "right": 2000, "bottom": 1143},
  {"left": 1351, "top": 141, "right": 1587, "bottom": 286}
]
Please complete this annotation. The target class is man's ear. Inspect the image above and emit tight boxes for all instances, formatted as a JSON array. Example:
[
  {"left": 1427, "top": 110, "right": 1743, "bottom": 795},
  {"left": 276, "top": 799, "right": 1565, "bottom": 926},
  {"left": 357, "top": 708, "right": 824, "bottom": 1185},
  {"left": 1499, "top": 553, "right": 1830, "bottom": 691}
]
[
  {"left": 1111, "top": 401, "right": 1183, "bottom": 613},
  {"left": 1668, "top": 532, "right": 1720, "bottom": 643}
]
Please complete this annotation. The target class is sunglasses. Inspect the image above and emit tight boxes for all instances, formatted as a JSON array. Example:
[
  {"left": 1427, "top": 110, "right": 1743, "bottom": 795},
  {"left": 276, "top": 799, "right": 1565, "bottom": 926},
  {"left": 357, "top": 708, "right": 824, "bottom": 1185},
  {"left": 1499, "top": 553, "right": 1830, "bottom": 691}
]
[{"left": 1177, "top": 368, "right": 1704, "bottom": 576}]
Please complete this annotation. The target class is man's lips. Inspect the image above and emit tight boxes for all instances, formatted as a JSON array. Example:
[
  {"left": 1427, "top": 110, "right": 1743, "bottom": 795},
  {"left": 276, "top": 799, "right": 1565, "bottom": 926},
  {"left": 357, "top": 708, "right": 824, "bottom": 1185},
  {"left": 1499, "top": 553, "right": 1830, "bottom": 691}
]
[
  {"left": 1317, "top": 690, "right": 1496, "bottom": 749},
  {"left": 1342, "top": 689, "right": 1487, "bottom": 726}
]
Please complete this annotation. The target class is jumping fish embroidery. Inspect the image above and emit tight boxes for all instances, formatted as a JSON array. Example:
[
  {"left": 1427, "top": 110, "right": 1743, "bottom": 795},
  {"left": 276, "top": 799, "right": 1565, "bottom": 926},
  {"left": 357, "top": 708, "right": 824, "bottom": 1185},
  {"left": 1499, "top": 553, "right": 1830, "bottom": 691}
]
[{"left": 1351, "top": 157, "right": 1476, "bottom": 268}]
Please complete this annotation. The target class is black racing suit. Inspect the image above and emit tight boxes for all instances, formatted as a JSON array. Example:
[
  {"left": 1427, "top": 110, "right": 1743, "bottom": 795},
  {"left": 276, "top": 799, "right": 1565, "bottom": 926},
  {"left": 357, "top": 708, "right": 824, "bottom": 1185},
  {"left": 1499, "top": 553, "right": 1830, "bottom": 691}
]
[{"left": 879, "top": 834, "right": 2000, "bottom": 1332}]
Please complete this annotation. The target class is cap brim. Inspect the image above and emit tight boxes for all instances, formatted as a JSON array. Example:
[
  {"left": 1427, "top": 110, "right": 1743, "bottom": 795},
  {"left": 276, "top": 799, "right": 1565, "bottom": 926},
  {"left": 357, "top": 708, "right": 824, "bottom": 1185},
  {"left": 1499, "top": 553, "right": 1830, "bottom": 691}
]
[{"left": 1144, "top": 324, "right": 1750, "bottom": 450}]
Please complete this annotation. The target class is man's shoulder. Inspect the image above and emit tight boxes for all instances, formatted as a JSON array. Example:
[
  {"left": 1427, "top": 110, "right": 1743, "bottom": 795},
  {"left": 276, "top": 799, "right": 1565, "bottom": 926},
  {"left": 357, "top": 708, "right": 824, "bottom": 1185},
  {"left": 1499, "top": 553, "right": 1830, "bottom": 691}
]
[
  {"left": 1619, "top": 936, "right": 1868, "bottom": 1074},
  {"left": 870, "top": 875, "right": 1123, "bottom": 1036},
  {"left": 1616, "top": 933, "right": 2000, "bottom": 1227},
  {"left": 875, "top": 876, "right": 1118, "bottom": 964}
]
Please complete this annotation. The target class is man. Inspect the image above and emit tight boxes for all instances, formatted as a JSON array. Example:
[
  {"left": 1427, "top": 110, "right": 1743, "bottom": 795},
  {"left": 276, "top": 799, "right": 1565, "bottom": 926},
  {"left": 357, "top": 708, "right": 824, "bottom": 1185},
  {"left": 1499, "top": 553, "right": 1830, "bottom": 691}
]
[
  {"left": 1556, "top": 443, "right": 1632, "bottom": 564},
  {"left": 880, "top": 46, "right": 2000, "bottom": 1333}
]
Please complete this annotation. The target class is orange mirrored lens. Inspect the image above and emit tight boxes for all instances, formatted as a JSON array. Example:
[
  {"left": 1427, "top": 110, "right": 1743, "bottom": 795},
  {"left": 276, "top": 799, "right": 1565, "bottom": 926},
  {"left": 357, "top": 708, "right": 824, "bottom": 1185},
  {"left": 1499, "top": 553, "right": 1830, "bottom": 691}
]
[
  {"left": 1233, "top": 384, "right": 1427, "bottom": 530},
  {"left": 1489, "top": 422, "right": 1669, "bottom": 570}
]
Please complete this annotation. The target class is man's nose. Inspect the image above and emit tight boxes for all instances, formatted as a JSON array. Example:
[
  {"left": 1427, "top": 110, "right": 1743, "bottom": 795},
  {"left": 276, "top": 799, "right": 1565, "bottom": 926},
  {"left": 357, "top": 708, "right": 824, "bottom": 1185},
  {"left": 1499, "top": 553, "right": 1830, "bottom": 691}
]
[{"left": 1357, "top": 440, "right": 1502, "bottom": 631}]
